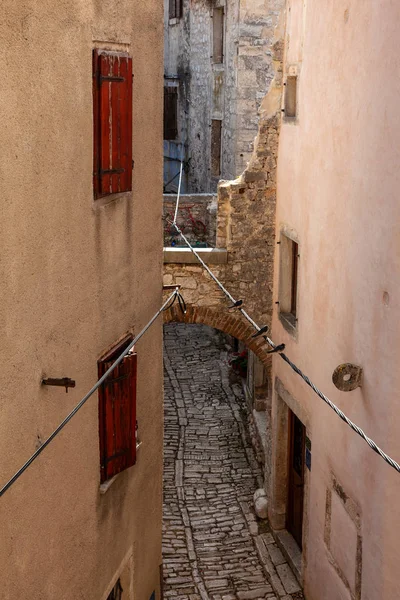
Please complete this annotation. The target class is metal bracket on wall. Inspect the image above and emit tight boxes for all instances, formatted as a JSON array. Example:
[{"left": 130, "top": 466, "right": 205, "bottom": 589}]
[{"left": 42, "top": 378, "right": 76, "bottom": 393}]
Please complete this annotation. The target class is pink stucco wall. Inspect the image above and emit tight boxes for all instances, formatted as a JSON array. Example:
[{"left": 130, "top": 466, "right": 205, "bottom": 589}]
[{"left": 272, "top": 1, "right": 400, "bottom": 598}]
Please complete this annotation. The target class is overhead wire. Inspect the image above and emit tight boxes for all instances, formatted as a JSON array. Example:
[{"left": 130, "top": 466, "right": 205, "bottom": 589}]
[
  {"left": 0, "top": 288, "right": 184, "bottom": 498},
  {"left": 173, "top": 148, "right": 184, "bottom": 223},
  {"left": 169, "top": 187, "right": 400, "bottom": 475}
]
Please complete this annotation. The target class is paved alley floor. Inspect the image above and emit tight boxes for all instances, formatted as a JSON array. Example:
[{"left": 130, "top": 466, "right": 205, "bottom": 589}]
[{"left": 163, "top": 323, "right": 303, "bottom": 600}]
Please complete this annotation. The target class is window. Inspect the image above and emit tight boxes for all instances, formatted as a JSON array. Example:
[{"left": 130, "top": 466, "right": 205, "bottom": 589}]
[
  {"left": 107, "top": 579, "right": 123, "bottom": 600},
  {"left": 169, "top": 0, "right": 182, "bottom": 20},
  {"left": 164, "top": 87, "right": 178, "bottom": 140},
  {"left": 284, "top": 76, "right": 297, "bottom": 118},
  {"left": 98, "top": 339, "right": 137, "bottom": 483},
  {"left": 93, "top": 49, "right": 133, "bottom": 199},
  {"left": 211, "top": 119, "right": 222, "bottom": 177},
  {"left": 212, "top": 8, "right": 224, "bottom": 64},
  {"left": 279, "top": 233, "right": 299, "bottom": 330}
]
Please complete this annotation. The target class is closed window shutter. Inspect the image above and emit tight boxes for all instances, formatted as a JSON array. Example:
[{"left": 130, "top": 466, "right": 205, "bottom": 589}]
[
  {"left": 93, "top": 49, "right": 133, "bottom": 199},
  {"left": 98, "top": 351, "right": 137, "bottom": 483},
  {"left": 169, "top": 0, "right": 182, "bottom": 19},
  {"left": 164, "top": 87, "right": 178, "bottom": 140}
]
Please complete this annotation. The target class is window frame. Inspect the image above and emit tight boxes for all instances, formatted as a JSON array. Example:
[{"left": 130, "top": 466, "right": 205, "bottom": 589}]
[
  {"left": 211, "top": 119, "right": 222, "bottom": 177},
  {"left": 164, "top": 85, "right": 178, "bottom": 141},
  {"left": 92, "top": 49, "right": 133, "bottom": 200},
  {"left": 278, "top": 232, "right": 299, "bottom": 334},
  {"left": 284, "top": 75, "right": 298, "bottom": 120},
  {"left": 212, "top": 7, "right": 225, "bottom": 64},
  {"left": 169, "top": 0, "right": 183, "bottom": 20},
  {"left": 98, "top": 336, "right": 137, "bottom": 484}
]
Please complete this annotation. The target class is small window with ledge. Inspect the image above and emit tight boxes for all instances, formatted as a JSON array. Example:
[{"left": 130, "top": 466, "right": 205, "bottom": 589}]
[
  {"left": 279, "top": 233, "right": 299, "bottom": 333},
  {"left": 164, "top": 86, "right": 178, "bottom": 141},
  {"left": 211, "top": 119, "right": 222, "bottom": 177},
  {"left": 284, "top": 75, "right": 298, "bottom": 119},
  {"left": 212, "top": 7, "right": 224, "bottom": 64},
  {"left": 169, "top": 0, "right": 183, "bottom": 20}
]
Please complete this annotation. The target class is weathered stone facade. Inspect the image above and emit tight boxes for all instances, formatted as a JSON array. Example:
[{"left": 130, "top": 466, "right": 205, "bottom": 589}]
[
  {"left": 164, "top": 0, "right": 284, "bottom": 192},
  {"left": 236, "top": 0, "right": 286, "bottom": 175},
  {"left": 163, "top": 12, "right": 285, "bottom": 492},
  {"left": 163, "top": 25, "right": 284, "bottom": 320}
]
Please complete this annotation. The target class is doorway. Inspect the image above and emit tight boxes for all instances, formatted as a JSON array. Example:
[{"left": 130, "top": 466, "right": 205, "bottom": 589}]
[{"left": 287, "top": 410, "right": 305, "bottom": 549}]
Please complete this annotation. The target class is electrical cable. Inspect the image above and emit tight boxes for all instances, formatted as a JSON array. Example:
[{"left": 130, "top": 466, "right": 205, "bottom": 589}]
[
  {"left": 167, "top": 217, "right": 400, "bottom": 475},
  {"left": 0, "top": 288, "right": 181, "bottom": 498},
  {"left": 173, "top": 148, "right": 184, "bottom": 224}
]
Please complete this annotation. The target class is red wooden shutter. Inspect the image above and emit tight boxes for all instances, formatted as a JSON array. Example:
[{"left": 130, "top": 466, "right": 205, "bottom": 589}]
[
  {"left": 93, "top": 49, "right": 133, "bottom": 199},
  {"left": 98, "top": 351, "right": 137, "bottom": 483}
]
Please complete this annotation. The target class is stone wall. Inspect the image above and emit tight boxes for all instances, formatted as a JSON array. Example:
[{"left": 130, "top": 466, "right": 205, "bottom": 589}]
[
  {"left": 163, "top": 18, "right": 285, "bottom": 489},
  {"left": 164, "top": 0, "right": 284, "bottom": 192},
  {"left": 236, "top": 0, "right": 286, "bottom": 174},
  {"left": 164, "top": 29, "right": 284, "bottom": 321}
]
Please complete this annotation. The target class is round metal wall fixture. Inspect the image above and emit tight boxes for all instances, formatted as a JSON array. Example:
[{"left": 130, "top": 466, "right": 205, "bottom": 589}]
[{"left": 332, "top": 363, "right": 363, "bottom": 392}]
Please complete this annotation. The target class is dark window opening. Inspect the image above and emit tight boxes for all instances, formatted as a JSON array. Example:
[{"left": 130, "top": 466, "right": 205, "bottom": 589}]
[
  {"left": 169, "top": 0, "right": 183, "bottom": 19},
  {"left": 279, "top": 234, "right": 299, "bottom": 330},
  {"left": 211, "top": 119, "right": 222, "bottom": 177},
  {"left": 213, "top": 8, "right": 224, "bottom": 63},
  {"left": 107, "top": 579, "right": 123, "bottom": 600},
  {"left": 92, "top": 49, "right": 133, "bottom": 199},
  {"left": 98, "top": 337, "right": 137, "bottom": 483},
  {"left": 164, "top": 87, "right": 178, "bottom": 140},
  {"left": 287, "top": 410, "right": 305, "bottom": 549},
  {"left": 290, "top": 241, "right": 299, "bottom": 317},
  {"left": 284, "top": 76, "right": 297, "bottom": 118}
]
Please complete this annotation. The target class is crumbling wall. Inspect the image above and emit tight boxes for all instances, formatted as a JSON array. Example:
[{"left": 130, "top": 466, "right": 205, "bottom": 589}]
[
  {"left": 235, "top": 0, "right": 285, "bottom": 174},
  {"left": 165, "top": 0, "right": 283, "bottom": 193},
  {"left": 164, "top": 30, "right": 285, "bottom": 322}
]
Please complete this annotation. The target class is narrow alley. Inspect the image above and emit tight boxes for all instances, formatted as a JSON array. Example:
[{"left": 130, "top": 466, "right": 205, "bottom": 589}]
[{"left": 163, "top": 323, "right": 303, "bottom": 600}]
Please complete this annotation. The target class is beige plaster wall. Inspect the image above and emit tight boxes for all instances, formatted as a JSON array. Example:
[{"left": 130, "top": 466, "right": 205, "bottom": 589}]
[
  {"left": 0, "top": 1, "right": 163, "bottom": 599},
  {"left": 272, "top": 1, "right": 400, "bottom": 598}
]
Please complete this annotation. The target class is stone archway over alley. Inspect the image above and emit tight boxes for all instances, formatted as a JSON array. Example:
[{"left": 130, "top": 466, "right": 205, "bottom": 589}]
[{"left": 162, "top": 323, "right": 303, "bottom": 600}]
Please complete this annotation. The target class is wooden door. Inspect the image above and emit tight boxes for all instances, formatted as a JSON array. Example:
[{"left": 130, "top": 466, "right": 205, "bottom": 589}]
[{"left": 287, "top": 410, "right": 305, "bottom": 549}]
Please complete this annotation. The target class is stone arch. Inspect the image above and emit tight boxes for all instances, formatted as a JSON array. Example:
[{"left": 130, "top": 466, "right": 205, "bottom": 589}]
[{"left": 163, "top": 304, "right": 272, "bottom": 369}]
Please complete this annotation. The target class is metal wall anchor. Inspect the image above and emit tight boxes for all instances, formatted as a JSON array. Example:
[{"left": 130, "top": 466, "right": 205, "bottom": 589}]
[{"left": 42, "top": 378, "right": 76, "bottom": 393}]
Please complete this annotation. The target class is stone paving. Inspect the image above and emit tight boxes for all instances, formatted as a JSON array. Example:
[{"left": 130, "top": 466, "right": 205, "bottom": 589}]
[{"left": 163, "top": 323, "right": 303, "bottom": 600}]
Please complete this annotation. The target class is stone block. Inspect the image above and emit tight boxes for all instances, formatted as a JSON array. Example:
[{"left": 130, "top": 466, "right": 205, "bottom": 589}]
[
  {"left": 175, "top": 276, "right": 197, "bottom": 289},
  {"left": 276, "top": 564, "right": 301, "bottom": 594},
  {"left": 243, "top": 171, "right": 267, "bottom": 183}
]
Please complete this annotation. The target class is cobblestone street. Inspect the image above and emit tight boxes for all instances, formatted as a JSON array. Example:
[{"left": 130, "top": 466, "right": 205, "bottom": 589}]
[{"left": 163, "top": 323, "right": 303, "bottom": 600}]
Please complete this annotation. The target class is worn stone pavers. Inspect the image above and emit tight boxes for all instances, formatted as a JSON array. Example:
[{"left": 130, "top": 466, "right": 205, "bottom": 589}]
[{"left": 163, "top": 323, "right": 303, "bottom": 600}]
